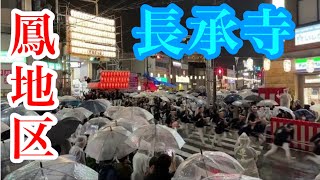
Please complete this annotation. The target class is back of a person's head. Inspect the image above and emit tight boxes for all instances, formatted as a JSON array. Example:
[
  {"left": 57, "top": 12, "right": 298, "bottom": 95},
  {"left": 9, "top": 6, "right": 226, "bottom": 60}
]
[
  {"left": 155, "top": 154, "right": 171, "bottom": 171},
  {"left": 149, "top": 156, "right": 158, "bottom": 167},
  {"left": 75, "top": 136, "right": 87, "bottom": 149}
]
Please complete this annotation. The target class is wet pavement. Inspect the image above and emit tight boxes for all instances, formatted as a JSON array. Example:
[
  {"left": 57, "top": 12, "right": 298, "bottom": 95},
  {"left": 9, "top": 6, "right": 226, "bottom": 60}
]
[{"left": 257, "top": 148, "right": 320, "bottom": 180}]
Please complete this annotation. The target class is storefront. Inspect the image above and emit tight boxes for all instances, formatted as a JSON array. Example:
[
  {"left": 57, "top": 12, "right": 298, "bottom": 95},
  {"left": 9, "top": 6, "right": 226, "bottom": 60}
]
[
  {"left": 175, "top": 76, "right": 190, "bottom": 91},
  {"left": 295, "top": 57, "right": 320, "bottom": 104}
]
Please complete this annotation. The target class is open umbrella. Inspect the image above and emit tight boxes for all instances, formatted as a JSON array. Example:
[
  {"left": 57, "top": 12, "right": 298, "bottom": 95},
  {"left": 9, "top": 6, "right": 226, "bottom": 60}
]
[
  {"left": 201, "top": 174, "right": 260, "bottom": 180},
  {"left": 173, "top": 151, "right": 244, "bottom": 180},
  {"left": 1, "top": 121, "right": 9, "bottom": 133},
  {"left": 232, "top": 100, "right": 252, "bottom": 108},
  {"left": 257, "top": 100, "right": 278, "bottom": 107},
  {"left": 224, "top": 94, "right": 242, "bottom": 104},
  {"left": 74, "top": 107, "right": 93, "bottom": 119},
  {"left": 47, "top": 117, "right": 82, "bottom": 145},
  {"left": 79, "top": 100, "right": 107, "bottom": 115},
  {"left": 1, "top": 139, "right": 31, "bottom": 178},
  {"left": 244, "top": 95, "right": 263, "bottom": 102},
  {"left": 103, "top": 106, "right": 126, "bottom": 118},
  {"left": 85, "top": 126, "right": 136, "bottom": 161},
  {"left": 272, "top": 106, "right": 295, "bottom": 119},
  {"left": 1, "top": 106, "right": 39, "bottom": 126},
  {"left": 112, "top": 117, "right": 149, "bottom": 132},
  {"left": 112, "top": 107, "right": 154, "bottom": 121},
  {"left": 81, "top": 117, "right": 112, "bottom": 135},
  {"left": 58, "top": 96, "right": 77, "bottom": 101},
  {"left": 294, "top": 109, "right": 316, "bottom": 121},
  {"left": 56, "top": 108, "right": 86, "bottom": 122},
  {"left": 1, "top": 122, "right": 10, "bottom": 140},
  {"left": 160, "top": 96, "right": 170, "bottom": 102},
  {"left": 4, "top": 156, "right": 98, "bottom": 180},
  {"left": 126, "top": 124, "right": 185, "bottom": 153},
  {"left": 95, "top": 99, "right": 112, "bottom": 108},
  {"left": 1, "top": 102, "right": 10, "bottom": 111}
]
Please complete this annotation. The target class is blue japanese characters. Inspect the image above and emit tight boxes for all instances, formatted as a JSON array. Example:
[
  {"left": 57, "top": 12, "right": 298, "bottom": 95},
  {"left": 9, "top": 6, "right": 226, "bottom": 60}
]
[{"left": 132, "top": 3, "right": 295, "bottom": 61}]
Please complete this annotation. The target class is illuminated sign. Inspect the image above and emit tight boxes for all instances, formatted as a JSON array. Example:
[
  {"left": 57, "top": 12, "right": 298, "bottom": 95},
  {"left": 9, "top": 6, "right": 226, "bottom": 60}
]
[
  {"left": 46, "top": 62, "right": 62, "bottom": 70},
  {"left": 176, "top": 76, "right": 190, "bottom": 83},
  {"left": 0, "top": 51, "right": 26, "bottom": 63},
  {"left": 295, "top": 24, "right": 320, "bottom": 46},
  {"left": 156, "top": 77, "right": 168, "bottom": 82},
  {"left": 295, "top": 57, "right": 320, "bottom": 71},
  {"left": 70, "top": 62, "right": 81, "bottom": 68},
  {"left": 172, "top": 61, "right": 182, "bottom": 67},
  {"left": 67, "top": 9, "right": 116, "bottom": 58}
]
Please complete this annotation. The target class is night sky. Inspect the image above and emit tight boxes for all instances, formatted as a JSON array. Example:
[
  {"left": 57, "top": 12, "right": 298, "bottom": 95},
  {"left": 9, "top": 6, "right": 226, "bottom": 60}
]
[{"left": 48, "top": 0, "right": 269, "bottom": 69}]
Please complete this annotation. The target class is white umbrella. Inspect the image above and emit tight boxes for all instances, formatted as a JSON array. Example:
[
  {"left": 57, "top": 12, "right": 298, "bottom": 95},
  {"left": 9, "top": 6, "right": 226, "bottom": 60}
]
[
  {"left": 81, "top": 117, "right": 112, "bottom": 135},
  {"left": 58, "top": 96, "right": 77, "bottom": 101},
  {"left": 173, "top": 151, "right": 244, "bottom": 180},
  {"left": 74, "top": 107, "right": 93, "bottom": 119},
  {"left": 112, "top": 107, "right": 154, "bottom": 121},
  {"left": 112, "top": 117, "right": 149, "bottom": 132},
  {"left": 4, "top": 156, "right": 98, "bottom": 180},
  {"left": 103, "top": 106, "right": 126, "bottom": 118},
  {"left": 86, "top": 126, "right": 136, "bottom": 161},
  {"left": 160, "top": 96, "right": 170, "bottom": 102},
  {"left": 272, "top": 106, "right": 295, "bottom": 119},
  {"left": 257, "top": 100, "right": 278, "bottom": 107},
  {"left": 126, "top": 124, "right": 185, "bottom": 152}
]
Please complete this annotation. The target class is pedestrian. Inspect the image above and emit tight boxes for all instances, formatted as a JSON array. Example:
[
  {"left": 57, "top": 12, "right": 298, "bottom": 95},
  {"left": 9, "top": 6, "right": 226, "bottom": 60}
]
[
  {"left": 212, "top": 109, "right": 228, "bottom": 147},
  {"left": 69, "top": 136, "right": 87, "bottom": 164},
  {"left": 144, "top": 154, "right": 174, "bottom": 180},
  {"left": 234, "top": 133, "right": 260, "bottom": 178},
  {"left": 114, "top": 155, "right": 133, "bottom": 180},
  {"left": 228, "top": 113, "right": 246, "bottom": 130},
  {"left": 180, "top": 106, "right": 193, "bottom": 137},
  {"left": 84, "top": 76, "right": 91, "bottom": 83},
  {"left": 263, "top": 123, "right": 295, "bottom": 161},
  {"left": 131, "top": 151, "right": 150, "bottom": 180},
  {"left": 194, "top": 106, "right": 206, "bottom": 145}
]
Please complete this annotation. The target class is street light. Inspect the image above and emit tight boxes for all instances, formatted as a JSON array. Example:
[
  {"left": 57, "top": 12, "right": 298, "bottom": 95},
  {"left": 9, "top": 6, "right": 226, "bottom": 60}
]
[{"left": 247, "top": 57, "right": 254, "bottom": 71}]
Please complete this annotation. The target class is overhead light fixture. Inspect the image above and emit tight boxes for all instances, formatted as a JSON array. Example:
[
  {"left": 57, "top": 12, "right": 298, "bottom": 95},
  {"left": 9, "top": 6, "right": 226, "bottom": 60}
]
[{"left": 150, "top": 73, "right": 153, "bottom": 77}]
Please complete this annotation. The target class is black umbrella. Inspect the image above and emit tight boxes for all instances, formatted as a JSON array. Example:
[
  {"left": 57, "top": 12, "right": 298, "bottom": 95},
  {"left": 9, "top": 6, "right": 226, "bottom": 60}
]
[
  {"left": 79, "top": 100, "right": 108, "bottom": 115},
  {"left": 47, "top": 117, "right": 82, "bottom": 145},
  {"left": 223, "top": 94, "right": 242, "bottom": 104},
  {"left": 244, "top": 95, "right": 264, "bottom": 102}
]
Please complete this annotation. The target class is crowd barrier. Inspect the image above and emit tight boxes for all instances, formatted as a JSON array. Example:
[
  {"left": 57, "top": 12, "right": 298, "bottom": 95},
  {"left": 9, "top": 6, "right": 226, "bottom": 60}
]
[{"left": 270, "top": 117, "right": 320, "bottom": 151}]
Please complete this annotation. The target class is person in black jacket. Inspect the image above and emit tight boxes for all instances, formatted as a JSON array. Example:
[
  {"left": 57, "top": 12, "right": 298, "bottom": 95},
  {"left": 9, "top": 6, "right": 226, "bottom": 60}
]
[
  {"left": 212, "top": 109, "right": 228, "bottom": 147},
  {"left": 229, "top": 113, "right": 246, "bottom": 130},
  {"left": 263, "top": 123, "right": 295, "bottom": 161},
  {"left": 144, "top": 154, "right": 174, "bottom": 180},
  {"left": 180, "top": 106, "right": 193, "bottom": 137},
  {"left": 195, "top": 107, "right": 206, "bottom": 144}
]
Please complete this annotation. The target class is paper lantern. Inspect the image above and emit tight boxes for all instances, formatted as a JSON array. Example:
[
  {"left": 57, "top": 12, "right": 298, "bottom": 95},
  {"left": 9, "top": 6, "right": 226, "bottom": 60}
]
[
  {"left": 263, "top": 58, "right": 271, "bottom": 71},
  {"left": 283, "top": 59, "right": 291, "bottom": 72},
  {"left": 170, "top": 74, "right": 173, "bottom": 79},
  {"left": 202, "top": 76, "right": 205, "bottom": 79},
  {"left": 306, "top": 59, "right": 315, "bottom": 73},
  {"left": 190, "top": 76, "right": 193, "bottom": 80},
  {"left": 150, "top": 73, "right": 153, "bottom": 77},
  {"left": 98, "top": 83, "right": 102, "bottom": 89},
  {"left": 247, "top": 57, "right": 254, "bottom": 71}
]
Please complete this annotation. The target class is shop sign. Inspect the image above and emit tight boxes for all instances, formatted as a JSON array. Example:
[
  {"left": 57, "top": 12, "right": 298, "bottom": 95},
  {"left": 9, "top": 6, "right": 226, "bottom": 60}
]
[
  {"left": 70, "top": 62, "right": 81, "bottom": 68},
  {"left": 295, "top": 57, "right": 320, "bottom": 71},
  {"left": 1, "top": 63, "right": 12, "bottom": 90},
  {"left": 0, "top": 51, "right": 26, "bottom": 63},
  {"left": 176, "top": 76, "right": 190, "bottom": 83},
  {"left": 47, "top": 62, "right": 62, "bottom": 70},
  {"left": 181, "top": 64, "right": 188, "bottom": 70},
  {"left": 156, "top": 77, "right": 168, "bottom": 82},
  {"left": 67, "top": 9, "right": 116, "bottom": 58},
  {"left": 295, "top": 24, "right": 320, "bottom": 46},
  {"left": 173, "top": 61, "right": 182, "bottom": 67}
]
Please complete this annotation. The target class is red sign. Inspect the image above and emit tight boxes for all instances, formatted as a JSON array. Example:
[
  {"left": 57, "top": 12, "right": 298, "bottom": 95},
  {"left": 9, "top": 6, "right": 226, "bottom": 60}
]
[{"left": 97, "top": 71, "right": 130, "bottom": 90}]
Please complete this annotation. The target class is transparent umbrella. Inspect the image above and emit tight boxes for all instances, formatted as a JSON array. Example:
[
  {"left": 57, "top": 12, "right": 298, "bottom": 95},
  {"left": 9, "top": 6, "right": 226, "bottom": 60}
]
[
  {"left": 103, "top": 106, "right": 126, "bottom": 118},
  {"left": 125, "top": 124, "right": 185, "bottom": 153},
  {"left": 201, "top": 174, "right": 261, "bottom": 180},
  {"left": 1, "top": 121, "right": 9, "bottom": 133},
  {"left": 272, "top": 106, "right": 295, "bottom": 119},
  {"left": 56, "top": 110, "right": 86, "bottom": 123},
  {"left": 81, "top": 117, "right": 112, "bottom": 135},
  {"left": 47, "top": 117, "right": 82, "bottom": 145},
  {"left": 57, "top": 107, "right": 93, "bottom": 120},
  {"left": 112, "top": 116, "right": 149, "bottom": 132},
  {"left": 4, "top": 156, "right": 98, "bottom": 180},
  {"left": 173, "top": 151, "right": 244, "bottom": 180},
  {"left": 95, "top": 99, "right": 112, "bottom": 108},
  {"left": 79, "top": 100, "right": 107, "bottom": 115},
  {"left": 232, "top": 100, "right": 252, "bottom": 108},
  {"left": 85, "top": 126, "right": 136, "bottom": 161},
  {"left": 1, "top": 139, "right": 31, "bottom": 179},
  {"left": 256, "top": 100, "right": 278, "bottom": 107},
  {"left": 58, "top": 96, "right": 77, "bottom": 101},
  {"left": 160, "top": 96, "right": 170, "bottom": 102},
  {"left": 1, "top": 102, "right": 10, "bottom": 111},
  {"left": 112, "top": 107, "right": 154, "bottom": 121},
  {"left": 1, "top": 106, "right": 39, "bottom": 125}
]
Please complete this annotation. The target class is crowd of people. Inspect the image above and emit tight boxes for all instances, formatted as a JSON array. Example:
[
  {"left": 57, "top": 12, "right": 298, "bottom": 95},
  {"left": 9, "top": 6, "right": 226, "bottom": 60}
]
[{"left": 60, "top": 89, "right": 320, "bottom": 179}]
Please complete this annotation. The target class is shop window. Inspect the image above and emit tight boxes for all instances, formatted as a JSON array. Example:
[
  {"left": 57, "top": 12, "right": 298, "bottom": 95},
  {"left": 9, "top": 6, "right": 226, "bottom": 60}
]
[{"left": 305, "top": 75, "right": 320, "bottom": 83}]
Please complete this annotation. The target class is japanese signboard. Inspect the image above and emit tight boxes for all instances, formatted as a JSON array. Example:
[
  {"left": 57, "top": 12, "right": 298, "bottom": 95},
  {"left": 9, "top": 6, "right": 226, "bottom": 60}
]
[{"left": 67, "top": 9, "right": 117, "bottom": 58}]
